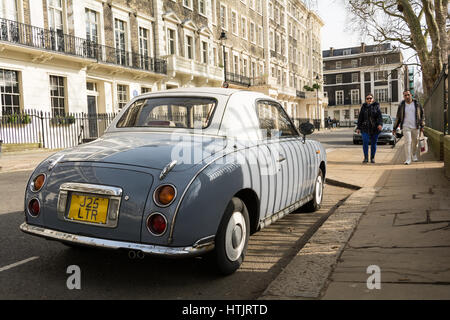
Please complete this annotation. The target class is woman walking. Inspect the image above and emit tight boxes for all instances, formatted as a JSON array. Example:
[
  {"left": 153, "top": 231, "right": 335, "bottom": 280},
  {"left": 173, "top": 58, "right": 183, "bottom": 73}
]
[{"left": 356, "top": 94, "right": 383, "bottom": 163}]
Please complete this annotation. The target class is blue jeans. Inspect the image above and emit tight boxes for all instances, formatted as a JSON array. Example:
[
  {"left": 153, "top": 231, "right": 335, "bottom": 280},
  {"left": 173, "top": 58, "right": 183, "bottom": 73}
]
[{"left": 362, "top": 132, "right": 379, "bottom": 159}]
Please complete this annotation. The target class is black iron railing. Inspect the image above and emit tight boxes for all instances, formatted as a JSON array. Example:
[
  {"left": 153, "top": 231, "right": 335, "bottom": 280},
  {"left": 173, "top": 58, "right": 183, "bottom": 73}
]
[
  {"left": 226, "top": 72, "right": 251, "bottom": 87},
  {"left": 296, "top": 90, "right": 306, "bottom": 99},
  {"left": 0, "top": 17, "right": 167, "bottom": 75},
  {"left": 226, "top": 72, "right": 266, "bottom": 87},
  {"left": 0, "top": 110, "right": 117, "bottom": 149}
]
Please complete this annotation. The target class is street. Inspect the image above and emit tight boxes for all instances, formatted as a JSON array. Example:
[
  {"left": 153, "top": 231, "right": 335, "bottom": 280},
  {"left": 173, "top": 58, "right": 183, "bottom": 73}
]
[
  {"left": 0, "top": 130, "right": 358, "bottom": 299},
  {"left": 2, "top": 128, "right": 449, "bottom": 300}
]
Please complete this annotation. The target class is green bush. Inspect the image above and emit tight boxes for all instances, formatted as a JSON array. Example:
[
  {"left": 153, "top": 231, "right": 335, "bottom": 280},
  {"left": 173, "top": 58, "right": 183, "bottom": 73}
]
[
  {"left": 51, "top": 115, "right": 76, "bottom": 125},
  {"left": 4, "top": 114, "right": 32, "bottom": 125}
]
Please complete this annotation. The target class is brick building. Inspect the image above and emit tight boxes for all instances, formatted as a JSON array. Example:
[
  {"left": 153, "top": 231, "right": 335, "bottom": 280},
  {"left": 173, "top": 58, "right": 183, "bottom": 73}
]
[{"left": 322, "top": 43, "right": 407, "bottom": 125}]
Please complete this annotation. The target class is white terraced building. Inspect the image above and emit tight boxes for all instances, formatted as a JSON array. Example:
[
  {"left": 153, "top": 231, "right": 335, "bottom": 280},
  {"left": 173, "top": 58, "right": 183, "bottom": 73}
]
[{"left": 0, "top": 0, "right": 326, "bottom": 148}]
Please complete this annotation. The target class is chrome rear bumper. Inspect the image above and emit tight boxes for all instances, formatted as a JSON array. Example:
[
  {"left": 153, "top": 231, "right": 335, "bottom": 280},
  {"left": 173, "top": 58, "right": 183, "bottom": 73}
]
[{"left": 19, "top": 222, "right": 215, "bottom": 258}]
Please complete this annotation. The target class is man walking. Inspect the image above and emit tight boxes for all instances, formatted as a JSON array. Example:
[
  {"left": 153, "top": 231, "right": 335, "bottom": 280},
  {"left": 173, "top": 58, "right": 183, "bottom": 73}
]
[{"left": 393, "top": 90, "right": 425, "bottom": 165}]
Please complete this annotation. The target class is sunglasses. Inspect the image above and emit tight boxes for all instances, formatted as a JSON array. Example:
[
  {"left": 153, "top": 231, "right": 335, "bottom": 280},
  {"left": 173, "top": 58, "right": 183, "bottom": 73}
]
[{"left": 366, "top": 97, "right": 373, "bottom": 100}]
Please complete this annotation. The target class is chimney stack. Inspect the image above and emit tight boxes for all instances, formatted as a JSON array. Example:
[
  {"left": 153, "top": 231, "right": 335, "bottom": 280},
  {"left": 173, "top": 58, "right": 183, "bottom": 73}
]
[
  {"left": 361, "top": 42, "right": 366, "bottom": 53},
  {"left": 330, "top": 47, "right": 334, "bottom": 56}
]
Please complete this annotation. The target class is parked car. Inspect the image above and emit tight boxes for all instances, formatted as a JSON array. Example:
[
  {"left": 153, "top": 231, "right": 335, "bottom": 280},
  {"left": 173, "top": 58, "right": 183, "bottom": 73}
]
[
  {"left": 20, "top": 88, "right": 326, "bottom": 275},
  {"left": 353, "top": 114, "right": 398, "bottom": 145}
]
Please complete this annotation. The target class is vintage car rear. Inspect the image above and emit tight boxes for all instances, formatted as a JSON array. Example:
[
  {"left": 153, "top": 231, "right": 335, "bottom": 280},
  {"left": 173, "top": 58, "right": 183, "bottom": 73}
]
[
  {"left": 21, "top": 89, "right": 233, "bottom": 257},
  {"left": 21, "top": 88, "right": 326, "bottom": 275}
]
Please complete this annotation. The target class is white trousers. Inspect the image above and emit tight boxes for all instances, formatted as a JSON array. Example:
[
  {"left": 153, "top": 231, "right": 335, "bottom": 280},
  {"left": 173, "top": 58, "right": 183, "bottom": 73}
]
[{"left": 403, "top": 127, "right": 419, "bottom": 161}]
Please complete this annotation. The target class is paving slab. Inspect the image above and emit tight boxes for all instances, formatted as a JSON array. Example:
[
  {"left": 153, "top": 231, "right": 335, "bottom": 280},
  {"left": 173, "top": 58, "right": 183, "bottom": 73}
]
[
  {"left": 259, "top": 187, "right": 379, "bottom": 300},
  {"left": 329, "top": 247, "right": 450, "bottom": 283},
  {"left": 260, "top": 137, "right": 450, "bottom": 300},
  {"left": 323, "top": 282, "right": 450, "bottom": 300},
  {"left": 0, "top": 149, "right": 58, "bottom": 173}
]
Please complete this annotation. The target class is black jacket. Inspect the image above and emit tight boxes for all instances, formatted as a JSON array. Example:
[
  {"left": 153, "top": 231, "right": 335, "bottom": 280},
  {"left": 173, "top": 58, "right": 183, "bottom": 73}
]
[
  {"left": 394, "top": 100, "right": 424, "bottom": 130},
  {"left": 357, "top": 102, "right": 383, "bottom": 134}
]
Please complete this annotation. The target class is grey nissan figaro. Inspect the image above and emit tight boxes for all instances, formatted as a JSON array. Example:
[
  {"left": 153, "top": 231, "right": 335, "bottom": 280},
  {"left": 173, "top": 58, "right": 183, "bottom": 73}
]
[{"left": 20, "top": 88, "right": 326, "bottom": 275}]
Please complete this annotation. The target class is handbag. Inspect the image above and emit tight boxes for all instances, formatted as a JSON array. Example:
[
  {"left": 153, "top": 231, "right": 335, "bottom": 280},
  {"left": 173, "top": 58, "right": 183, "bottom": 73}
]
[{"left": 419, "top": 132, "right": 428, "bottom": 156}]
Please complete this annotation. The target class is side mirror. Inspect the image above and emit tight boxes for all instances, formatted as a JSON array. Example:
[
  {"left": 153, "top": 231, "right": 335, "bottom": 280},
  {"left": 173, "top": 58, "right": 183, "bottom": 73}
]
[
  {"left": 299, "top": 122, "right": 315, "bottom": 143},
  {"left": 299, "top": 122, "right": 315, "bottom": 136}
]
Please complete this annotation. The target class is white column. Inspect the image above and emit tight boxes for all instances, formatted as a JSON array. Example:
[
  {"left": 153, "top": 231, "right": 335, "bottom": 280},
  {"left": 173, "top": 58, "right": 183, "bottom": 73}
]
[{"left": 153, "top": 0, "right": 167, "bottom": 57}]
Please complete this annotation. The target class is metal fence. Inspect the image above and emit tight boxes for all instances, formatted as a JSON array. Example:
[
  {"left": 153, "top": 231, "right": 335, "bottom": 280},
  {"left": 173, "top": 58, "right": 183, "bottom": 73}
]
[
  {"left": 0, "top": 110, "right": 116, "bottom": 149},
  {"left": 0, "top": 17, "right": 167, "bottom": 75},
  {"left": 424, "top": 57, "right": 448, "bottom": 134},
  {"left": 292, "top": 118, "right": 322, "bottom": 130}
]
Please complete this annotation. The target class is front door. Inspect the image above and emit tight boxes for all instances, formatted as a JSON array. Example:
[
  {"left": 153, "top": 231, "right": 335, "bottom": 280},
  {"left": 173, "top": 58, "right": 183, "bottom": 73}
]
[
  {"left": 256, "top": 100, "right": 301, "bottom": 217},
  {"left": 87, "top": 96, "right": 98, "bottom": 138}
]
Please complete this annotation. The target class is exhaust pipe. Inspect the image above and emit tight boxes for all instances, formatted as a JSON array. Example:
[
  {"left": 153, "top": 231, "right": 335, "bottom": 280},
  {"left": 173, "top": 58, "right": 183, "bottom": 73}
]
[
  {"left": 128, "top": 250, "right": 145, "bottom": 260},
  {"left": 128, "top": 250, "right": 136, "bottom": 259},
  {"left": 136, "top": 251, "right": 145, "bottom": 260}
]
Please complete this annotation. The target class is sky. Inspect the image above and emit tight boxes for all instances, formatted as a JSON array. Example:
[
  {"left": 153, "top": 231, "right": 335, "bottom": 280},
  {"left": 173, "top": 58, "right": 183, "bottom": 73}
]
[
  {"left": 316, "top": 0, "right": 422, "bottom": 88},
  {"left": 316, "top": 0, "right": 363, "bottom": 50}
]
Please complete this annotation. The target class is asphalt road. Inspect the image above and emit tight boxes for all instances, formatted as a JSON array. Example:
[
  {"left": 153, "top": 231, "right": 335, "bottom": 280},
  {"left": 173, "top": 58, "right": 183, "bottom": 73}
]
[
  {"left": 311, "top": 128, "right": 360, "bottom": 150},
  {"left": 0, "top": 130, "right": 357, "bottom": 300},
  {"left": 310, "top": 127, "right": 397, "bottom": 152}
]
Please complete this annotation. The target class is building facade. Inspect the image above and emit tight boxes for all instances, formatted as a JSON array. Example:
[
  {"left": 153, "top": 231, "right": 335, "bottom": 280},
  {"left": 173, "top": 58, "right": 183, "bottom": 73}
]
[
  {"left": 213, "top": 0, "right": 326, "bottom": 123},
  {"left": 0, "top": 0, "right": 325, "bottom": 124},
  {"left": 322, "top": 43, "right": 407, "bottom": 125}
]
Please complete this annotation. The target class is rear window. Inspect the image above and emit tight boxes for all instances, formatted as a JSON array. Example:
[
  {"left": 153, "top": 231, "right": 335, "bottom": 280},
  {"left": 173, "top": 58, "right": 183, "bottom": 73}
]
[{"left": 116, "top": 97, "right": 217, "bottom": 129}]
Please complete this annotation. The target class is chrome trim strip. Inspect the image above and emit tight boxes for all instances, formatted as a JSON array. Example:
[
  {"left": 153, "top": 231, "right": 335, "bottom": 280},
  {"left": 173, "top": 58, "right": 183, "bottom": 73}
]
[
  {"left": 159, "top": 160, "right": 177, "bottom": 180},
  {"left": 60, "top": 183, "right": 123, "bottom": 196},
  {"left": 259, "top": 195, "right": 313, "bottom": 230},
  {"left": 193, "top": 235, "right": 215, "bottom": 248},
  {"left": 168, "top": 155, "right": 225, "bottom": 244},
  {"left": 19, "top": 223, "right": 215, "bottom": 258},
  {"left": 48, "top": 155, "right": 64, "bottom": 171}
]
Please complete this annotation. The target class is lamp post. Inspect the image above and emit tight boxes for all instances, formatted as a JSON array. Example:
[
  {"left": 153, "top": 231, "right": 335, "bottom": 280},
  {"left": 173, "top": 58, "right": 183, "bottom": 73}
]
[
  {"left": 219, "top": 30, "right": 227, "bottom": 87},
  {"left": 314, "top": 75, "right": 321, "bottom": 131}
]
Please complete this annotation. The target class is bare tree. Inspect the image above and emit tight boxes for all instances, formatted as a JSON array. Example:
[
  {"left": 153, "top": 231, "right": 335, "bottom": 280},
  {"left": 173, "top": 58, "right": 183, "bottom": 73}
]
[{"left": 346, "top": 0, "right": 448, "bottom": 96}]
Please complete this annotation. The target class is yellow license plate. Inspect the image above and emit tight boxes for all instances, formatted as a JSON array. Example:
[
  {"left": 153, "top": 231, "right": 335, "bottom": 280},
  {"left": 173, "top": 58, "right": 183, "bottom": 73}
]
[{"left": 68, "top": 194, "right": 109, "bottom": 224}]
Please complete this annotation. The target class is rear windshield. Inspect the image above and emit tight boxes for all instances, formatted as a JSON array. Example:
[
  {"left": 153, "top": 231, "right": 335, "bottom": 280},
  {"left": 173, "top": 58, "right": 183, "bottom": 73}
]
[{"left": 116, "top": 97, "right": 217, "bottom": 129}]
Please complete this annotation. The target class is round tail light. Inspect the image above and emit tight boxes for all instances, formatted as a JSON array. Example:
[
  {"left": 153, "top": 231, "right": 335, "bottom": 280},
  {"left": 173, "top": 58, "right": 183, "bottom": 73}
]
[
  {"left": 31, "top": 174, "right": 46, "bottom": 192},
  {"left": 154, "top": 185, "right": 176, "bottom": 207},
  {"left": 146, "top": 213, "right": 167, "bottom": 236},
  {"left": 28, "top": 199, "right": 40, "bottom": 217}
]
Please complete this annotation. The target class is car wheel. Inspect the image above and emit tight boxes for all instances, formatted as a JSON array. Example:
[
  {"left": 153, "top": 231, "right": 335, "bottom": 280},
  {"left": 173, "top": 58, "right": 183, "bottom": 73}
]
[
  {"left": 302, "top": 170, "right": 324, "bottom": 213},
  {"left": 214, "top": 197, "right": 250, "bottom": 275}
]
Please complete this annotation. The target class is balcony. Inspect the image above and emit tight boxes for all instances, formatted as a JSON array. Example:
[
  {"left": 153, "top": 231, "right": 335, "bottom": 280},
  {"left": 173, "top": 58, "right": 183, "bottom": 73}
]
[
  {"left": 166, "top": 55, "right": 223, "bottom": 81},
  {"left": 225, "top": 72, "right": 267, "bottom": 87},
  {"left": 296, "top": 90, "right": 306, "bottom": 98},
  {"left": 226, "top": 72, "right": 251, "bottom": 87},
  {"left": 0, "top": 17, "right": 167, "bottom": 75}
]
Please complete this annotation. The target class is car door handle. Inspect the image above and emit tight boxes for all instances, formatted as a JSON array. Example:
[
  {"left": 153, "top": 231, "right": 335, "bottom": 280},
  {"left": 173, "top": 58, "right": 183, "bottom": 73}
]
[{"left": 277, "top": 155, "right": 286, "bottom": 162}]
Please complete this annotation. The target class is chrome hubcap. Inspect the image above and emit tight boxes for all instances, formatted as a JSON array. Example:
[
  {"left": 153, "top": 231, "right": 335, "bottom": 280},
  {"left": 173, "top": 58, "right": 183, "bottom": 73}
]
[
  {"left": 225, "top": 211, "right": 247, "bottom": 262},
  {"left": 316, "top": 175, "right": 323, "bottom": 204}
]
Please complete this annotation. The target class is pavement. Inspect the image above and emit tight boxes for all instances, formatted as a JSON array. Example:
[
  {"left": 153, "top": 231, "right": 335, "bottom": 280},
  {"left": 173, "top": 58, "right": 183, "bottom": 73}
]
[
  {"left": 0, "top": 149, "right": 58, "bottom": 173},
  {"left": 1, "top": 135, "right": 449, "bottom": 300},
  {"left": 260, "top": 137, "right": 450, "bottom": 300}
]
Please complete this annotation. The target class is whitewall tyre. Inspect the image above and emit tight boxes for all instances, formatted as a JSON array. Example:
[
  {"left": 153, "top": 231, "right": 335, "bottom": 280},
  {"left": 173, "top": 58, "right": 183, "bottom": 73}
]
[
  {"left": 214, "top": 197, "right": 250, "bottom": 275},
  {"left": 303, "top": 170, "right": 324, "bottom": 212}
]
